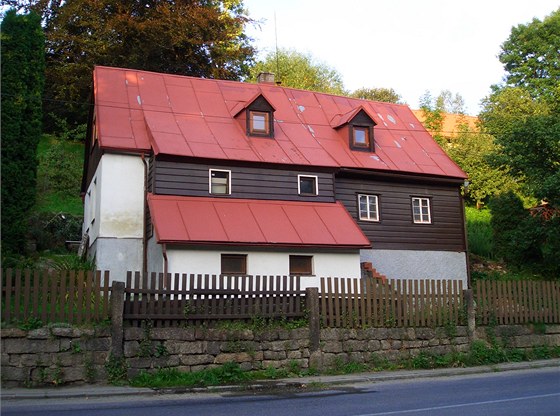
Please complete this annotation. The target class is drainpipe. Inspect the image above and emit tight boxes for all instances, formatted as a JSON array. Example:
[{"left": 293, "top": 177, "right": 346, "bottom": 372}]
[
  {"left": 141, "top": 153, "right": 148, "bottom": 276},
  {"left": 162, "top": 243, "right": 168, "bottom": 277}
]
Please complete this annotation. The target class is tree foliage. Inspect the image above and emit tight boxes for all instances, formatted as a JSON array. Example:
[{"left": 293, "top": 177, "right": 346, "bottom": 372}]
[
  {"left": 1, "top": 9, "right": 45, "bottom": 254},
  {"left": 10, "top": 0, "right": 256, "bottom": 130},
  {"left": 249, "top": 48, "right": 346, "bottom": 95},
  {"left": 350, "top": 87, "right": 403, "bottom": 104},
  {"left": 446, "top": 128, "right": 519, "bottom": 208},
  {"left": 480, "top": 9, "right": 560, "bottom": 206},
  {"left": 498, "top": 9, "right": 560, "bottom": 101}
]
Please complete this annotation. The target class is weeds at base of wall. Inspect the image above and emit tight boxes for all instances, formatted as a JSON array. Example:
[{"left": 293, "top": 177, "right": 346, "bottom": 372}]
[{"left": 105, "top": 354, "right": 129, "bottom": 385}]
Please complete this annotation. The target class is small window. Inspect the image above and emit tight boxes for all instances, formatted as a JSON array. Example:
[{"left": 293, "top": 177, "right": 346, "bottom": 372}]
[
  {"left": 358, "top": 194, "right": 379, "bottom": 221},
  {"left": 221, "top": 254, "right": 247, "bottom": 275},
  {"left": 298, "top": 175, "right": 318, "bottom": 195},
  {"left": 412, "top": 197, "right": 431, "bottom": 224},
  {"left": 249, "top": 110, "right": 271, "bottom": 136},
  {"left": 352, "top": 126, "right": 371, "bottom": 150},
  {"left": 290, "top": 255, "right": 313, "bottom": 276},
  {"left": 209, "top": 169, "right": 231, "bottom": 195}
]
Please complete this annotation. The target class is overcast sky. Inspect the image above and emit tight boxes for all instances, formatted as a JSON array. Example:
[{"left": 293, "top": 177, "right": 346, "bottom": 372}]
[{"left": 243, "top": 0, "right": 557, "bottom": 115}]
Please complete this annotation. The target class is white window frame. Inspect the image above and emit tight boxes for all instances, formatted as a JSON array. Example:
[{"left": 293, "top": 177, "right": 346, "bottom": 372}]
[
  {"left": 297, "top": 175, "right": 318, "bottom": 196},
  {"left": 209, "top": 169, "right": 231, "bottom": 195},
  {"left": 358, "top": 194, "right": 379, "bottom": 222},
  {"left": 412, "top": 197, "right": 432, "bottom": 224}
]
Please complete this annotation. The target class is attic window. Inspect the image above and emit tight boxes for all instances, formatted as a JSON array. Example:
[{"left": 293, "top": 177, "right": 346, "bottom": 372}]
[
  {"left": 351, "top": 126, "right": 372, "bottom": 151},
  {"left": 248, "top": 110, "right": 272, "bottom": 137}
]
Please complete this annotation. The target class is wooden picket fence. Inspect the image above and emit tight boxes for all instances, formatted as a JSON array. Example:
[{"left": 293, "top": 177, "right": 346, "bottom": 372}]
[
  {"left": 1, "top": 268, "right": 111, "bottom": 325},
  {"left": 320, "top": 278, "right": 464, "bottom": 328},
  {"left": 475, "top": 280, "right": 560, "bottom": 325},
  {"left": 123, "top": 272, "right": 306, "bottom": 327}
]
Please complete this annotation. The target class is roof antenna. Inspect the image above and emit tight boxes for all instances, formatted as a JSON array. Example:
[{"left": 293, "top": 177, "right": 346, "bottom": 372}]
[{"left": 274, "top": 11, "right": 281, "bottom": 85}]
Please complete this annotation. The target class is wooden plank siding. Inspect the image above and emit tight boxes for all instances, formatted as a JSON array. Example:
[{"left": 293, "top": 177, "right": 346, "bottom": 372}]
[
  {"left": 152, "top": 160, "right": 336, "bottom": 203},
  {"left": 335, "top": 175, "right": 466, "bottom": 251}
]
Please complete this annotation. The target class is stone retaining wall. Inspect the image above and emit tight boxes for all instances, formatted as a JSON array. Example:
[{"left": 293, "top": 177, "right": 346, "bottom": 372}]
[{"left": 2, "top": 324, "right": 559, "bottom": 387}]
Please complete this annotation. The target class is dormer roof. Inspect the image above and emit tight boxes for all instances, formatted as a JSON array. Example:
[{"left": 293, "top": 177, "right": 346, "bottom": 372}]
[{"left": 92, "top": 66, "right": 467, "bottom": 179}]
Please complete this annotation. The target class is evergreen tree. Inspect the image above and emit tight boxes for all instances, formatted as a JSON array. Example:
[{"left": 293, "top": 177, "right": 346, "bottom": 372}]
[{"left": 1, "top": 9, "right": 46, "bottom": 255}]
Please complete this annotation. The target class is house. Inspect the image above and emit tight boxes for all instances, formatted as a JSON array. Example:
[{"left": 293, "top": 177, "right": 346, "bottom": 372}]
[
  {"left": 82, "top": 67, "right": 469, "bottom": 288},
  {"left": 411, "top": 110, "right": 479, "bottom": 139}
]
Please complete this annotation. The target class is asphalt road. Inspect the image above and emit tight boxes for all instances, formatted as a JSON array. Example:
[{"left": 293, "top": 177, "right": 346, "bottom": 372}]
[{"left": 3, "top": 367, "right": 559, "bottom": 416}]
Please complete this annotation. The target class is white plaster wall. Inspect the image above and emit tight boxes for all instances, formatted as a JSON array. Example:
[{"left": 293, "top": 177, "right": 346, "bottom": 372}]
[
  {"left": 83, "top": 153, "right": 146, "bottom": 277},
  {"left": 166, "top": 249, "right": 362, "bottom": 290},
  {"left": 360, "top": 249, "right": 468, "bottom": 286},
  {"left": 146, "top": 236, "right": 164, "bottom": 276},
  {"left": 98, "top": 154, "right": 145, "bottom": 238}
]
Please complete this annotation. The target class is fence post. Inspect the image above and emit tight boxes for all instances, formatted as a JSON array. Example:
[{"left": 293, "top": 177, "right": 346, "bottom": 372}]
[
  {"left": 463, "top": 289, "right": 476, "bottom": 342},
  {"left": 110, "top": 281, "right": 125, "bottom": 358},
  {"left": 306, "top": 287, "right": 320, "bottom": 352}
]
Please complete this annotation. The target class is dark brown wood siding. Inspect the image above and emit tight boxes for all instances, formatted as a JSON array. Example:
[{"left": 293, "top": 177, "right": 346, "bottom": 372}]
[
  {"left": 153, "top": 160, "right": 335, "bottom": 202},
  {"left": 335, "top": 176, "right": 466, "bottom": 251}
]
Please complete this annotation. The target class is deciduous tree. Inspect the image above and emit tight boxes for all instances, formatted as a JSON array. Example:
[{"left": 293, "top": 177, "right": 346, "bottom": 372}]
[
  {"left": 250, "top": 48, "right": 346, "bottom": 95},
  {"left": 350, "top": 87, "right": 403, "bottom": 104}
]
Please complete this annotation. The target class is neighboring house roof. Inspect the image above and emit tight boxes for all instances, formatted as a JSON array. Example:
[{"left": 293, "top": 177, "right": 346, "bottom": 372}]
[
  {"left": 412, "top": 110, "right": 479, "bottom": 138},
  {"left": 93, "top": 66, "right": 466, "bottom": 179},
  {"left": 147, "top": 194, "right": 371, "bottom": 249}
]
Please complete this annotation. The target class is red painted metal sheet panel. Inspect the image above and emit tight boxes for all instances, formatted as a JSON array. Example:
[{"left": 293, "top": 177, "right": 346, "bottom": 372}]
[
  {"left": 147, "top": 195, "right": 370, "bottom": 248},
  {"left": 94, "top": 66, "right": 467, "bottom": 179}
]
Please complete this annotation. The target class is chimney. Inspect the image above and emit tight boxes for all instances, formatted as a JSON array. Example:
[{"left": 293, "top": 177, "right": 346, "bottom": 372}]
[{"left": 257, "top": 72, "right": 275, "bottom": 84}]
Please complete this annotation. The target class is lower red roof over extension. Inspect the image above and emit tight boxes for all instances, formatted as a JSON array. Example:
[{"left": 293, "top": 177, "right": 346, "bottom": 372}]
[{"left": 147, "top": 194, "right": 371, "bottom": 249}]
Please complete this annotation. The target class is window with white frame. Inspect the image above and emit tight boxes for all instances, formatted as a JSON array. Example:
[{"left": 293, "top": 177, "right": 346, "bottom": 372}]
[
  {"left": 209, "top": 169, "right": 231, "bottom": 195},
  {"left": 358, "top": 194, "right": 379, "bottom": 221},
  {"left": 412, "top": 197, "right": 431, "bottom": 224},
  {"left": 298, "top": 175, "right": 318, "bottom": 195}
]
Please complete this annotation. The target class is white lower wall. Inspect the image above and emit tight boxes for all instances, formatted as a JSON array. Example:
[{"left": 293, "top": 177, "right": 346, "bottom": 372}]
[
  {"left": 165, "top": 248, "right": 362, "bottom": 290},
  {"left": 360, "top": 249, "right": 468, "bottom": 286},
  {"left": 92, "top": 238, "right": 143, "bottom": 283}
]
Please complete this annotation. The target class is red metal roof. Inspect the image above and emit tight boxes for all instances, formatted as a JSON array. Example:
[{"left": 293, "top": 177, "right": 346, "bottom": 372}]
[
  {"left": 147, "top": 194, "right": 371, "bottom": 248},
  {"left": 94, "top": 66, "right": 466, "bottom": 179}
]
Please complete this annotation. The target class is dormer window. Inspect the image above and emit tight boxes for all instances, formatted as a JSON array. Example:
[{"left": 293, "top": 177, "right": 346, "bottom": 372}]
[
  {"left": 352, "top": 126, "right": 371, "bottom": 149},
  {"left": 249, "top": 110, "right": 271, "bottom": 136},
  {"left": 238, "top": 94, "right": 275, "bottom": 138}
]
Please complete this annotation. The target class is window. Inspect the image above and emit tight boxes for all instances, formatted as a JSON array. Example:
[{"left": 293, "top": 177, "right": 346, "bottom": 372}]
[
  {"left": 290, "top": 255, "right": 313, "bottom": 276},
  {"left": 358, "top": 194, "right": 379, "bottom": 221},
  {"left": 221, "top": 254, "right": 247, "bottom": 275},
  {"left": 209, "top": 169, "right": 231, "bottom": 195},
  {"left": 298, "top": 175, "right": 318, "bottom": 195},
  {"left": 412, "top": 197, "right": 431, "bottom": 224},
  {"left": 248, "top": 110, "right": 272, "bottom": 136},
  {"left": 351, "top": 126, "right": 371, "bottom": 150}
]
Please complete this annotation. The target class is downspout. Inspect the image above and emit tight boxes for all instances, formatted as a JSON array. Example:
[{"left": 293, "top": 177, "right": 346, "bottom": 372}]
[
  {"left": 141, "top": 153, "right": 148, "bottom": 276},
  {"left": 162, "top": 243, "right": 168, "bottom": 277}
]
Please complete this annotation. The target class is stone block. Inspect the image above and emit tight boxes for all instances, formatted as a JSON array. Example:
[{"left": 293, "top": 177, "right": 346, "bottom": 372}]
[
  {"left": 124, "top": 341, "right": 140, "bottom": 357},
  {"left": 456, "top": 326, "right": 467, "bottom": 337},
  {"left": 62, "top": 366, "right": 85, "bottom": 383},
  {"left": 453, "top": 337, "right": 469, "bottom": 345},
  {"left": 1, "top": 353, "right": 10, "bottom": 366},
  {"left": 84, "top": 338, "right": 111, "bottom": 351},
  {"left": 256, "top": 330, "right": 279, "bottom": 342},
  {"left": 214, "top": 352, "right": 252, "bottom": 364},
  {"left": 309, "top": 351, "right": 324, "bottom": 370},
  {"left": 429, "top": 339, "right": 440, "bottom": 347},
  {"left": 180, "top": 354, "right": 214, "bottom": 366},
  {"left": 343, "top": 340, "right": 367, "bottom": 352},
  {"left": 150, "top": 328, "right": 195, "bottom": 341},
  {"left": 372, "top": 328, "right": 388, "bottom": 340},
  {"left": 50, "top": 327, "right": 75, "bottom": 338},
  {"left": 4, "top": 338, "right": 60, "bottom": 354},
  {"left": 277, "top": 329, "right": 290, "bottom": 340},
  {"left": 289, "top": 328, "right": 308, "bottom": 340},
  {"left": 320, "top": 328, "right": 339, "bottom": 341},
  {"left": 415, "top": 328, "right": 435, "bottom": 340},
  {"left": 0, "top": 328, "right": 27, "bottom": 338},
  {"left": 167, "top": 340, "right": 204, "bottom": 355},
  {"left": 264, "top": 350, "right": 287, "bottom": 360},
  {"left": 322, "top": 341, "right": 343, "bottom": 353},
  {"left": 545, "top": 325, "right": 560, "bottom": 334},
  {"left": 27, "top": 328, "right": 50, "bottom": 339},
  {"left": 128, "top": 357, "right": 152, "bottom": 369},
  {"left": 367, "top": 340, "right": 381, "bottom": 351},
  {"left": 1, "top": 366, "right": 27, "bottom": 381},
  {"left": 380, "top": 340, "right": 392, "bottom": 350},
  {"left": 388, "top": 328, "right": 407, "bottom": 340},
  {"left": 206, "top": 341, "right": 222, "bottom": 355},
  {"left": 124, "top": 327, "right": 144, "bottom": 341},
  {"left": 287, "top": 350, "right": 302, "bottom": 359}
]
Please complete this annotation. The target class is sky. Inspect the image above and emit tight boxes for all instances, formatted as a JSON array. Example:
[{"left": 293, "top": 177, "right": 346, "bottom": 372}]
[{"left": 243, "top": 0, "right": 558, "bottom": 115}]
